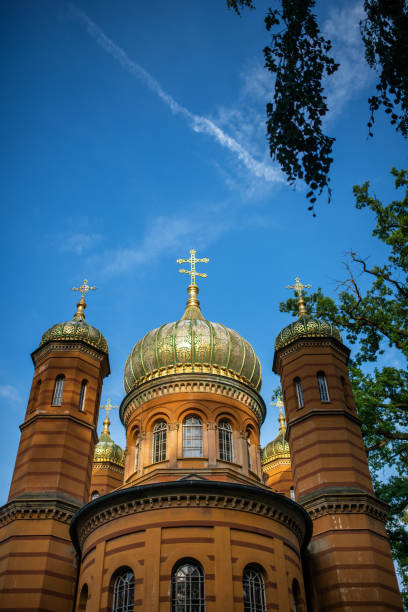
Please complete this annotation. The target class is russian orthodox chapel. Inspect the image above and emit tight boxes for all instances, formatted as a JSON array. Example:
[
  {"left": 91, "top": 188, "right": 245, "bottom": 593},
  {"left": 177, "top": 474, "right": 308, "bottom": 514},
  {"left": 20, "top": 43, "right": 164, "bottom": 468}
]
[{"left": 0, "top": 251, "right": 403, "bottom": 611}]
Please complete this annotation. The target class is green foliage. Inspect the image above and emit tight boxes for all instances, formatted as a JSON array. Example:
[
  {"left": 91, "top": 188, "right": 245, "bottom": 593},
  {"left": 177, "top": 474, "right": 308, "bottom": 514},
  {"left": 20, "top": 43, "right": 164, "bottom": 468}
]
[
  {"left": 263, "top": 0, "right": 338, "bottom": 214},
  {"left": 227, "top": 1, "right": 408, "bottom": 211},
  {"left": 361, "top": 0, "right": 408, "bottom": 137},
  {"left": 280, "top": 169, "right": 408, "bottom": 588}
]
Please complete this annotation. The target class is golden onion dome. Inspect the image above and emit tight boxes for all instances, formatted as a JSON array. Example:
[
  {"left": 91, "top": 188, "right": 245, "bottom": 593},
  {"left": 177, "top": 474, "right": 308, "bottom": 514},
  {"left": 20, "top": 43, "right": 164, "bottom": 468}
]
[
  {"left": 124, "top": 284, "right": 262, "bottom": 393},
  {"left": 262, "top": 405, "right": 290, "bottom": 463},
  {"left": 40, "top": 296, "right": 108, "bottom": 354},
  {"left": 94, "top": 416, "right": 125, "bottom": 467},
  {"left": 275, "top": 313, "right": 341, "bottom": 352}
]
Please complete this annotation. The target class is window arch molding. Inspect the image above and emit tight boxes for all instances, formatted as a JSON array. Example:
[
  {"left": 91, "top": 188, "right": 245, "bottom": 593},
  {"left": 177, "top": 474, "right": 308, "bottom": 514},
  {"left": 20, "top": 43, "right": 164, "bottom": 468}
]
[
  {"left": 242, "top": 563, "right": 267, "bottom": 612},
  {"left": 110, "top": 566, "right": 135, "bottom": 612},
  {"left": 171, "top": 558, "right": 205, "bottom": 612}
]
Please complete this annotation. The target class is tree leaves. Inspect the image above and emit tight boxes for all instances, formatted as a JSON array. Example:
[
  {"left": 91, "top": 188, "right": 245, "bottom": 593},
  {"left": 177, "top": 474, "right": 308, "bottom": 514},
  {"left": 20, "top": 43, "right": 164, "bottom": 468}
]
[{"left": 263, "top": 0, "right": 338, "bottom": 214}]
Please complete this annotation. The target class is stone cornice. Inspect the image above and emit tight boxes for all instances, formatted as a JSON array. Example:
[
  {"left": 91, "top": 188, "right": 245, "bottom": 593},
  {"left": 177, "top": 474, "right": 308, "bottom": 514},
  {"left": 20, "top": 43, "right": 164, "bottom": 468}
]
[
  {"left": 301, "top": 490, "right": 389, "bottom": 524},
  {"left": 31, "top": 340, "right": 110, "bottom": 377},
  {"left": 70, "top": 480, "right": 312, "bottom": 554},
  {"left": 273, "top": 336, "right": 350, "bottom": 374},
  {"left": 92, "top": 462, "right": 124, "bottom": 474},
  {"left": 120, "top": 373, "right": 266, "bottom": 426},
  {"left": 0, "top": 497, "right": 81, "bottom": 528},
  {"left": 286, "top": 407, "right": 362, "bottom": 437}
]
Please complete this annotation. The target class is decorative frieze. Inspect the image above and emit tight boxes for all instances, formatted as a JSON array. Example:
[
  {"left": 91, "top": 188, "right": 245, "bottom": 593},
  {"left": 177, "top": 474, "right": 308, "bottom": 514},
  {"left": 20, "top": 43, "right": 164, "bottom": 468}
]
[
  {"left": 302, "top": 491, "right": 389, "bottom": 523},
  {"left": 0, "top": 498, "right": 80, "bottom": 527}
]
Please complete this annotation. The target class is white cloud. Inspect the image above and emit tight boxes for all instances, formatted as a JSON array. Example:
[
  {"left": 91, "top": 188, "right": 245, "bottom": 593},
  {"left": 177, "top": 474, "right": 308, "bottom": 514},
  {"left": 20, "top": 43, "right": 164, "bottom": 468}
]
[
  {"left": 323, "top": 1, "right": 374, "bottom": 121},
  {"left": 60, "top": 233, "right": 102, "bottom": 255},
  {"left": 0, "top": 385, "right": 22, "bottom": 403},
  {"left": 68, "top": 3, "right": 282, "bottom": 185}
]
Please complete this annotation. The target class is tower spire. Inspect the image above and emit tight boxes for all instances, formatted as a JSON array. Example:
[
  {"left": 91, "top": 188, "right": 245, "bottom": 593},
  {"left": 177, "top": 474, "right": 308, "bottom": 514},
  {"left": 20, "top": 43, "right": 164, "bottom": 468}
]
[
  {"left": 270, "top": 398, "right": 286, "bottom": 433},
  {"left": 100, "top": 398, "right": 118, "bottom": 436},
  {"left": 72, "top": 278, "right": 97, "bottom": 321},
  {"left": 286, "top": 276, "right": 311, "bottom": 317}
]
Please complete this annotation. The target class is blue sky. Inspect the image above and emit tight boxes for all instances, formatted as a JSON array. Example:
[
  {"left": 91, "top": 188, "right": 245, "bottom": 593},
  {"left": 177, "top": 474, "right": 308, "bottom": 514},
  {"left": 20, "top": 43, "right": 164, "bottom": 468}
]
[{"left": 0, "top": 0, "right": 406, "bottom": 503}]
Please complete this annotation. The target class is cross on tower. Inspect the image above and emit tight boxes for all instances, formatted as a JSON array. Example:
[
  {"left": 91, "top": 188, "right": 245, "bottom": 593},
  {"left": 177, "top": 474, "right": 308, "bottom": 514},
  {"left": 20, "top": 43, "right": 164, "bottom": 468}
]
[
  {"left": 270, "top": 398, "right": 284, "bottom": 411},
  {"left": 101, "top": 398, "right": 118, "bottom": 418},
  {"left": 286, "top": 277, "right": 312, "bottom": 297},
  {"left": 72, "top": 279, "right": 97, "bottom": 301},
  {"left": 177, "top": 249, "right": 209, "bottom": 286}
]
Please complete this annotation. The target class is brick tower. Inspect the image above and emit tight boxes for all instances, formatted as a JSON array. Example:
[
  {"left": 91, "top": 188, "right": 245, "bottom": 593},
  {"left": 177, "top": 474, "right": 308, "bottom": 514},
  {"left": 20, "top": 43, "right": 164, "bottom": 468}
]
[
  {"left": 0, "top": 282, "right": 110, "bottom": 611},
  {"left": 273, "top": 279, "right": 402, "bottom": 611}
]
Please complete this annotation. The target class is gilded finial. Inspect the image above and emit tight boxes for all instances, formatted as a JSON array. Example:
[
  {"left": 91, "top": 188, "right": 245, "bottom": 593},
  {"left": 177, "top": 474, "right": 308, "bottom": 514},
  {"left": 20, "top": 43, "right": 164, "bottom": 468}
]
[
  {"left": 177, "top": 249, "right": 209, "bottom": 319},
  {"left": 72, "top": 279, "right": 97, "bottom": 321},
  {"left": 100, "top": 398, "right": 118, "bottom": 435},
  {"left": 286, "top": 277, "right": 311, "bottom": 317},
  {"left": 270, "top": 398, "right": 286, "bottom": 433}
]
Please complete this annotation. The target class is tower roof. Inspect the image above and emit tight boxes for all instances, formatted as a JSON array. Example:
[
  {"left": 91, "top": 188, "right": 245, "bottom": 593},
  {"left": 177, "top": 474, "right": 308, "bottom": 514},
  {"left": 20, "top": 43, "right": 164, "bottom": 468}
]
[
  {"left": 124, "top": 283, "right": 262, "bottom": 393},
  {"left": 40, "top": 280, "right": 108, "bottom": 354},
  {"left": 262, "top": 401, "right": 290, "bottom": 463},
  {"left": 94, "top": 414, "right": 125, "bottom": 467}
]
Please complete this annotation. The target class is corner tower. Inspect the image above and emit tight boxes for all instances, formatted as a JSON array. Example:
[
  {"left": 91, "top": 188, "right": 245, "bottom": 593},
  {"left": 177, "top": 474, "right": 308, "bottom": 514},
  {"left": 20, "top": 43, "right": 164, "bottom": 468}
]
[
  {"left": 0, "top": 281, "right": 110, "bottom": 612},
  {"left": 273, "top": 278, "right": 402, "bottom": 611}
]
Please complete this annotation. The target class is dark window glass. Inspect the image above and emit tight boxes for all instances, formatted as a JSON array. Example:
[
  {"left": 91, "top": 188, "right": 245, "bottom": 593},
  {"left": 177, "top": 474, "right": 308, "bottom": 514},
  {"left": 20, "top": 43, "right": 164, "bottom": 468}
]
[
  {"left": 78, "top": 380, "right": 87, "bottom": 411},
  {"left": 134, "top": 440, "right": 140, "bottom": 472},
  {"left": 171, "top": 560, "right": 205, "bottom": 612},
  {"left": 294, "top": 378, "right": 304, "bottom": 408},
  {"left": 152, "top": 420, "right": 167, "bottom": 462},
  {"left": 52, "top": 375, "right": 65, "bottom": 406},
  {"left": 317, "top": 372, "right": 330, "bottom": 402},
  {"left": 78, "top": 583, "right": 88, "bottom": 611},
  {"left": 112, "top": 569, "right": 135, "bottom": 612},
  {"left": 91, "top": 491, "right": 99, "bottom": 500},
  {"left": 218, "top": 420, "right": 233, "bottom": 462},
  {"left": 243, "top": 564, "right": 266, "bottom": 612},
  {"left": 183, "top": 415, "right": 203, "bottom": 457}
]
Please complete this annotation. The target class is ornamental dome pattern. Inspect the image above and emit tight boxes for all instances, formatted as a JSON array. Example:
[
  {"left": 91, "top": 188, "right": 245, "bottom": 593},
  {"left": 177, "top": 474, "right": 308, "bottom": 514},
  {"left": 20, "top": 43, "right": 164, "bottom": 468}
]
[
  {"left": 124, "top": 286, "right": 262, "bottom": 394},
  {"left": 94, "top": 426, "right": 125, "bottom": 467},
  {"left": 41, "top": 319, "right": 108, "bottom": 353},
  {"left": 262, "top": 431, "right": 290, "bottom": 463},
  {"left": 275, "top": 314, "right": 341, "bottom": 352}
]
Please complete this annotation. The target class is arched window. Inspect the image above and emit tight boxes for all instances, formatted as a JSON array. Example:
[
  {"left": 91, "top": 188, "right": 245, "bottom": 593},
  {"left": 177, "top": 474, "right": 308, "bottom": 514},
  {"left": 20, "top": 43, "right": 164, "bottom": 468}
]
[
  {"left": 183, "top": 415, "right": 203, "bottom": 457},
  {"left": 292, "top": 578, "right": 301, "bottom": 612},
  {"left": 78, "top": 380, "right": 87, "bottom": 411},
  {"left": 171, "top": 559, "right": 205, "bottom": 611},
  {"left": 52, "top": 375, "right": 65, "bottom": 406},
  {"left": 294, "top": 377, "right": 304, "bottom": 408},
  {"left": 290, "top": 486, "right": 296, "bottom": 501},
  {"left": 134, "top": 440, "right": 140, "bottom": 472},
  {"left": 91, "top": 491, "right": 99, "bottom": 500},
  {"left": 78, "top": 583, "right": 88, "bottom": 611},
  {"left": 112, "top": 568, "right": 135, "bottom": 612},
  {"left": 317, "top": 372, "right": 330, "bottom": 402},
  {"left": 218, "top": 419, "right": 233, "bottom": 462},
  {"left": 243, "top": 564, "right": 266, "bottom": 612},
  {"left": 246, "top": 430, "right": 252, "bottom": 471},
  {"left": 152, "top": 420, "right": 167, "bottom": 463}
]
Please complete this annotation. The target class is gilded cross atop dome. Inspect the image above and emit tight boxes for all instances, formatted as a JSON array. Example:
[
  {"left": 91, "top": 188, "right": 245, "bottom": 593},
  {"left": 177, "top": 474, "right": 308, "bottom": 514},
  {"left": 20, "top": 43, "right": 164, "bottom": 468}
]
[
  {"left": 100, "top": 398, "right": 118, "bottom": 435},
  {"left": 270, "top": 398, "right": 286, "bottom": 433},
  {"left": 72, "top": 279, "right": 97, "bottom": 321},
  {"left": 177, "top": 249, "right": 209, "bottom": 320},
  {"left": 286, "top": 277, "right": 311, "bottom": 317},
  {"left": 177, "top": 249, "right": 209, "bottom": 286}
]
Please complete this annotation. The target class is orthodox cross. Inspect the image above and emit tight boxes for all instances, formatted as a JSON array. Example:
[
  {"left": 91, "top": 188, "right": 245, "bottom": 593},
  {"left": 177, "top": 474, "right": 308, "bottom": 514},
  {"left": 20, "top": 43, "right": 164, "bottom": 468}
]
[
  {"left": 286, "top": 277, "right": 311, "bottom": 297},
  {"left": 270, "top": 398, "right": 286, "bottom": 431},
  {"left": 270, "top": 398, "right": 284, "bottom": 411},
  {"left": 177, "top": 249, "right": 209, "bottom": 285},
  {"left": 101, "top": 398, "right": 118, "bottom": 418},
  {"left": 72, "top": 279, "right": 97, "bottom": 301}
]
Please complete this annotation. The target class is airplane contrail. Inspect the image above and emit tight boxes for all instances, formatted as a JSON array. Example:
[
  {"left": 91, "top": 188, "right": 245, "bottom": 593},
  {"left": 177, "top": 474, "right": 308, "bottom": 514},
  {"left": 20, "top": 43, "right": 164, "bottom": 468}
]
[{"left": 68, "top": 3, "right": 281, "bottom": 183}]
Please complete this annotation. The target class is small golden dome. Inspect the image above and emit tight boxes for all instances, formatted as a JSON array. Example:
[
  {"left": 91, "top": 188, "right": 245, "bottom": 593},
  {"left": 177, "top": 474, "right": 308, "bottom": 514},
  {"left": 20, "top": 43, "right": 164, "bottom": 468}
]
[
  {"left": 124, "top": 285, "right": 262, "bottom": 393},
  {"left": 40, "top": 297, "right": 108, "bottom": 353},
  {"left": 94, "top": 417, "right": 125, "bottom": 467},
  {"left": 275, "top": 314, "right": 341, "bottom": 352},
  {"left": 262, "top": 406, "right": 290, "bottom": 463}
]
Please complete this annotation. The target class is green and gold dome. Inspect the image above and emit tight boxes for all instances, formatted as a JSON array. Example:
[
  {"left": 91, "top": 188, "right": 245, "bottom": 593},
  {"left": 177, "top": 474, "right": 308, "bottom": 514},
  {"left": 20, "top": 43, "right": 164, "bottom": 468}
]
[
  {"left": 262, "top": 404, "right": 290, "bottom": 464},
  {"left": 40, "top": 281, "right": 108, "bottom": 354},
  {"left": 275, "top": 278, "right": 341, "bottom": 352},
  {"left": 124, "top": 284, "right": 262, "bottom": 393},
  {"left": 94, "top": 415, "right": 125, "bottom": 467}
]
